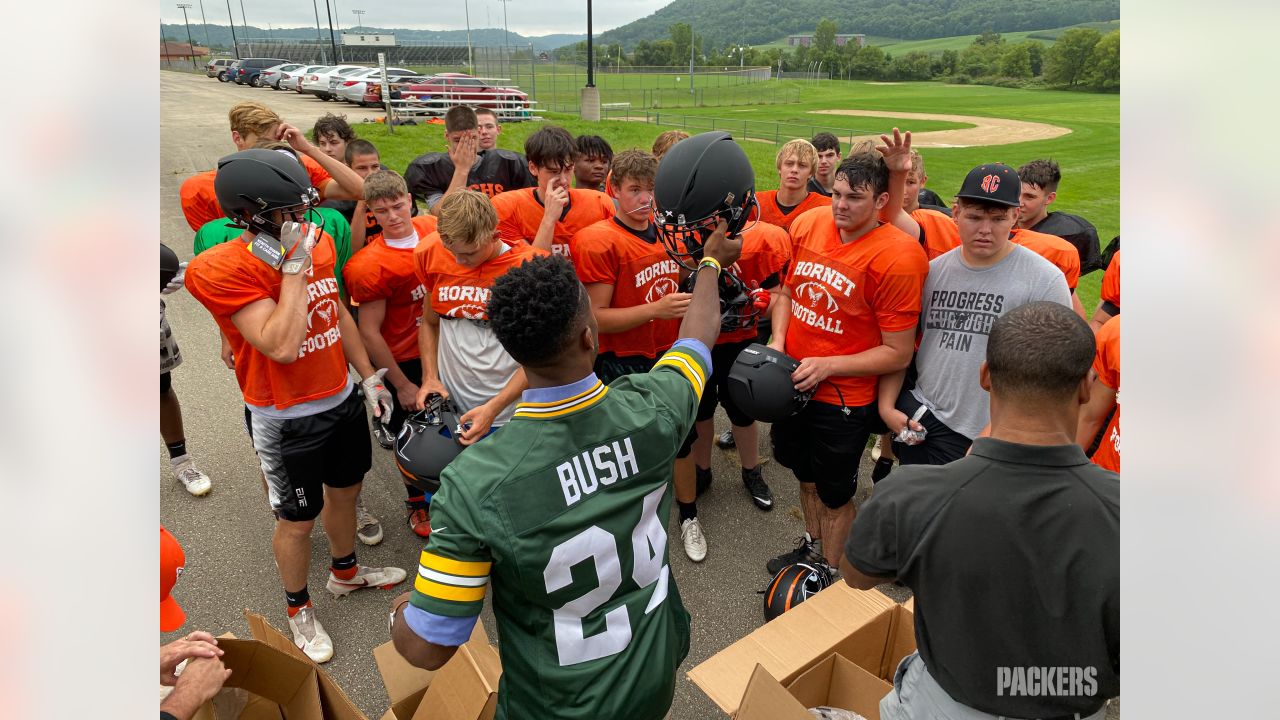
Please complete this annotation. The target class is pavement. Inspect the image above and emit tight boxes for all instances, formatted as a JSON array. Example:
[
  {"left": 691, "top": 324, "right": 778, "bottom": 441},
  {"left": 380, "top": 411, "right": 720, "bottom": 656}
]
[{"left": 158, "top": 70, "right": 1115, "bottom": 720}]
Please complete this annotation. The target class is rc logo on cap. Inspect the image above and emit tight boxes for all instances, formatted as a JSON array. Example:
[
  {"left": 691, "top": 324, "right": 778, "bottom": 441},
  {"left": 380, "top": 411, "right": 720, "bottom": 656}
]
[
  {"left": 981, "top": 174, "right": 1000, "bottom": 194},
  {"left": 956, "top": 162, "right": 1021, "bottom": 207}
]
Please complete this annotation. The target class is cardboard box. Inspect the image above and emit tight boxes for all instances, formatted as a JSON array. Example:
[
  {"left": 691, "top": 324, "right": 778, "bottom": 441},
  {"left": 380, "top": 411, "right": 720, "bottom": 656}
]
[
  {"left": 374, "top": 620, "right": 500, "bottom": 720},
  {"left": 243, "top": 611, "right": 367, "bottom": 720},
  {"left": 189, "top": 634, "right": 324, "bottom": 720},
  {"left": 735, "top": 656, "right": 892, "bottom": 720},
  {"left": 688, "top": 586, "right": 916, "bottom": 716}
]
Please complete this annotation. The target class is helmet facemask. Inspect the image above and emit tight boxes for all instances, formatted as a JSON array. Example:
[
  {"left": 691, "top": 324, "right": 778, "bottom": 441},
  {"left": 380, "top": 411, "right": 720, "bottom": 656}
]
[
  {"left": 233, "top": 185, "right": 322, "bottom": 240},
  {"left": 654, "top": 192, "right": 758, "bottom": 271}
]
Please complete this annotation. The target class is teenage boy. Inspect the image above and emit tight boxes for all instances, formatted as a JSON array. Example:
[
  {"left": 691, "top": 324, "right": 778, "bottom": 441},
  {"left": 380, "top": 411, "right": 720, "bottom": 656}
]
[
  {"left": 809, "top": 132, "right": 841, "bottom": 196},
  {"left": 184, "top": 146, "right": 407, "bottom": 664},
  {"left": 573, "top": 134, "right": 614, "bottom": 191},
  {"left": 570, "top": 149, "right": 713, "bottom": 560},
  {"left": 343, "top": 167, "right": 440, "bottom": 463},
  {"left": 312, "top": 113, "right": 357, "bottom": 163},
  {"left": 751, "top": 139, "right": 832, "bottom": 233},
  {"left": 404, "top": 105, "right": 534, "bottom": 212},
  {"left": 765, "top": 152, "right": 929, "bottom": 574},
  {"left": 491, "top": 125, "right": 615, "bottom": 258},
  {"left": 1017, "top": 158, "right": 1104, "bottom": 273}
]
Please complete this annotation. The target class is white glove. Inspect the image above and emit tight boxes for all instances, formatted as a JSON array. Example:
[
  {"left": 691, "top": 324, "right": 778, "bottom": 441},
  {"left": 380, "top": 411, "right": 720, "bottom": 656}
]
[
  {"left": 162, "top": 262, "right": 187, "bottom": 295},
  {"left": 361, "top": 369, "right": 394, "bottom": 425}
]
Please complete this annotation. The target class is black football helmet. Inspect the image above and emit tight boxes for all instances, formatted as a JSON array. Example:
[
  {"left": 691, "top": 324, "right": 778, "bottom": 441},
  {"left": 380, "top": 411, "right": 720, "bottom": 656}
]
[
  {"left": 394, "top": 395, "right": 466, "bottom": 497},
  {"left": 214, "top": 148, "right": 321, "bottom": 238},
  {"left": 160, "top": 243, "right": 180, "bottom": 292},
  {"left": 763, "top": 561, "right": 834, "bottom": 621},
  {"left": 677, "top": 268, "right": 770, "bottom": 334},
  {"left": 726, "top": 344, "right": 813, "bottom": 422},
  {"left": 653, "top": 131, "right": 757, "bottom": 270}
]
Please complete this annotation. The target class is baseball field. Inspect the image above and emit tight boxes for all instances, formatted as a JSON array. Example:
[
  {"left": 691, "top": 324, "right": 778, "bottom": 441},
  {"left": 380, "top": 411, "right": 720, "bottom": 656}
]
[{"left": 352, "top": 77, "right": 1118, "bottom": 307}]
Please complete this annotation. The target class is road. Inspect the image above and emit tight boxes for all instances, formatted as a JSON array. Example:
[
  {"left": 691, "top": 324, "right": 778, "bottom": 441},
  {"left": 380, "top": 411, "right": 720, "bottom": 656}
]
[{"left": 160, "top": 70, "right": 1113, "bottom": 720}]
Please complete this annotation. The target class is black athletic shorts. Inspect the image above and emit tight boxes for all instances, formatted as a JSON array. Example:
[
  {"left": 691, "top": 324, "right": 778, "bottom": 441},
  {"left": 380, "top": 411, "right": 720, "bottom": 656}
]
[
  {"left": 380, "top": 358, "right": 424, "bottom": 435},
  {"left": 695, "top": 339, "right": 755, "bottom": 427},
  {"left": 889, "top": 387, "right": 974, "bottom": 466},
  {"left": 595, "top": 351, "right": 697, "bottom": 458},
  {"left": 243, "top": 387, "right": 372, "bottom": 522},
  {"left": 771, "top": 399, "right": 886, "bottom": 508},
  {"left": 160, "top": 371, "right": 172, "bottom": 395}
]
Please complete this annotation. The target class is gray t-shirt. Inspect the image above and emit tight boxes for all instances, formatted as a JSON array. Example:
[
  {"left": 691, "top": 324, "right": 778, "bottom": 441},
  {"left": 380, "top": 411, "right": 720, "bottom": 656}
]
[{"left": 911, "top": 245, "right": 1070, "bottom": 438}]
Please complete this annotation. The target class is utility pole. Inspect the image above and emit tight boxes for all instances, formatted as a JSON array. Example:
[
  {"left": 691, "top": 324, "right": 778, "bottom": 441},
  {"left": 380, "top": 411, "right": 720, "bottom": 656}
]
[
  {"left": 499, "top": 0, "right": 511, "bottom": 79},
  {"left": 324, "top": 0, "right": 339, "bottom": 65},
  {"left": 311, "top": 0, "right": 326, "bottom": 63},
  {"left": 464, "top": 0, "right": 474, "bottom": 73},
  {"left": 586, "top": 0, "right": 594, "bottom": 87},
  {"left": 177, "top": 4, "right": 198, "bottom": 70},
  {"left": 351, "top": 8, "right": 364, "bottom": 32},
  {"left": 196, "top": 0, "right": 211, "bottom": 52},
  {"left": 238, "top": 0, "right": 251, "bottom": 56},
  {"left": 224, "top": 0, "right": 239, "bottom": 58},
  {"left": 689, "top": 24, "right": 695, "bottom": 95}
]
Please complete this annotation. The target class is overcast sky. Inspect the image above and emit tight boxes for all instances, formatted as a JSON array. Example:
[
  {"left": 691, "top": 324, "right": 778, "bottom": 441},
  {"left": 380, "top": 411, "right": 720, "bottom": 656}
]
[{"left": 159, "top": 0, "right": 671, "bottom": 37}]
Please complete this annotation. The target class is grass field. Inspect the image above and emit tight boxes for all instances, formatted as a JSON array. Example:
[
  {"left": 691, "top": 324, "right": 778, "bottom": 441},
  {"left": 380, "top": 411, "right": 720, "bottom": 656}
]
[{"left": 354, "top": 78, "right": 1117, "bottom": 308}]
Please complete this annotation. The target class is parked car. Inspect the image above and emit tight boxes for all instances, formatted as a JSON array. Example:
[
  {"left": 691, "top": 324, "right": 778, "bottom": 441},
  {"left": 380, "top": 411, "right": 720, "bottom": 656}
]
[
  {"left": 220, "top": 60, "right": 242, "bottom": 83},
  {"left": 334, "top": 69, "right": 421, "bottom": 104},
  {"left": 232, "top": 58, "right": 291, "bottom": 86},
  {"left": 301, "top": 65, "right": 368, "bottom": 100},
  {"left": 399, "top": 73, "right": 531, "bottom": 116},
  {"left": 259, "top": 63, "right": 307, "bottom": 90},
  {"left": 282, "top": 65, "right": 327, "bottom": 93},
  {"left": 206, "top": 58, "right": 236, "bottom": 80}
]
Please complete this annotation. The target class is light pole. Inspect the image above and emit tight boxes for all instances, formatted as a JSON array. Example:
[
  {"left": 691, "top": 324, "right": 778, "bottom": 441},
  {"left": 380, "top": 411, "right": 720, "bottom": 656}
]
[
  {"left": 499, "top": 0, "right": 511, "bottom": 79},
  {"left": 238, "top": 0, "right": 252, "bottom": 56},
  {"left": 463, "top": 0, "right": 474, "bottom": 74},
  {"left": 351, "top": 9, "right": 364, "bottom": 32},
  {"left": 324, "top": 0, "right": 339, "bottom": 63},
  {"left": 224, "top": 0, "right": 239, "bottom": 58},
  {"left": 177, "top": 4, "right": 198, "bottom": 70},
  {"left": 311, "top": 0, "right": 326, "bottom": 63},
  {"left": 196, "top": 0, "right": 211, "bottom": 53}
]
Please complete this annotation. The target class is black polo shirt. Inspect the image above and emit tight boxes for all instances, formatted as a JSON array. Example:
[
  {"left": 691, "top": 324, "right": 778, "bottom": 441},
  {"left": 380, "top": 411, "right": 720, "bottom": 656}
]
[{"left": 846, "top": 438, "right": 1119, "bottom": 718}]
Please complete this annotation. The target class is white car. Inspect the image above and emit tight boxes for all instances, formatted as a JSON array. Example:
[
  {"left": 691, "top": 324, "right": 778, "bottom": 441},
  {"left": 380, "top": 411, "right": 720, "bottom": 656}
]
[
  {"left": 286, "top": 65, "right": 329, "bottom": 93},
  {"left": 301, "top": 65, "right": 368, "bottom": 100},
  {"left": 330, "top": 67, "right": 415, "bottom": 102},
  {"left": 260, "top": 63, "right": 307, "bottom": 90},
  {"left": 335, "top": 70, "right": 424, "bottom": 105}
]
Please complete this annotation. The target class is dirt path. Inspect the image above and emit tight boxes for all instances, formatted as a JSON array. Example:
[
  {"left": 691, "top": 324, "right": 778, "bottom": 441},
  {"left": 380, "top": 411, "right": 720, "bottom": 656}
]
[{"left": 809, "top": 108, "right": 1070, "bottom": 148}]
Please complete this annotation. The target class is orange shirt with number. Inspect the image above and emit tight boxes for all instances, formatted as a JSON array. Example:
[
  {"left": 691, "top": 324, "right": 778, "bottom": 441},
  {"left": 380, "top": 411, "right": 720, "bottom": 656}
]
[
  {"left": 1091, "top": 316, "right": 1121, "bottom": 473},
  {"left": 343, "top": 216, "right": 438, "bottom": 362},
  {"left": 783, "top": 209, "right": 928, "bottom": 407},
  {"left": 185, "top": 232, "right": 349, "bottom": 409},
  {"left": 491, "top": 187, "right": 615, "bottom": 259}
]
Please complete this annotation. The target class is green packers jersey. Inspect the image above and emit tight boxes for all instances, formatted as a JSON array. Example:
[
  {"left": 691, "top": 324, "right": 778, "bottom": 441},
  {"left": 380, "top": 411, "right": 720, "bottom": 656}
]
[
  {"left": 410, "top": 343, "right": 709, "bottom": 720},
  {"left": 192, "top": 207, "right": 353, "bottom": 299}
]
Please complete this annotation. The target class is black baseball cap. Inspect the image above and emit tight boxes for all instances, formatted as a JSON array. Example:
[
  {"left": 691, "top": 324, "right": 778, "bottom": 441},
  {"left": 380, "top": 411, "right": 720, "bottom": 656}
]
[{"left": 956, "top": 163, "right": 1021, "bottom": 207}]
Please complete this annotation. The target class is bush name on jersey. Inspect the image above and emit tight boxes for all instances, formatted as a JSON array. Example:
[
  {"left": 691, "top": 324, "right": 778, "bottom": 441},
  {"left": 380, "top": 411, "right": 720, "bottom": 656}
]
[
  {"left": 556, "top": 436, "right": 640, "bottom": 506},
  {"left": 791, "top": 260, "right": 855, "bottom": 334}
]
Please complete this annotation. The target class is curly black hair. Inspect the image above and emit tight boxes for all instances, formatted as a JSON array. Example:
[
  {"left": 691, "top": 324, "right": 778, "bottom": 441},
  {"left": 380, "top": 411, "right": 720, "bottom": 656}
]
[{"left": 488, "top": 255, "right": 589, "bottom": 368}]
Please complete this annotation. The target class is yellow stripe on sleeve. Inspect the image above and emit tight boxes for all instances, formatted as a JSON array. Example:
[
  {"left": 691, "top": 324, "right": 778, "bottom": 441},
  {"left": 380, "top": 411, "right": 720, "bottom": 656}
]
[
  {"left": 415, "top": 575, "right": 489, "bottom": 603},
  {"left": 419, "top": 551, "right": 492, "bottom": 578},
  {"left": 655, "top": 351, "right": 706, "bottom": 397}
]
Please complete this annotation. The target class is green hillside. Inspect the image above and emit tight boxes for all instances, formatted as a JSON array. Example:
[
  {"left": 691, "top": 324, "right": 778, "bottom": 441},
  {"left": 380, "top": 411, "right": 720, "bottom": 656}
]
[
  {"left": 861, "top": 20, "right": 1120, "bottom": 55},
  {"left": 599, "top": 0, "right": 1118, "bottom": 49}
]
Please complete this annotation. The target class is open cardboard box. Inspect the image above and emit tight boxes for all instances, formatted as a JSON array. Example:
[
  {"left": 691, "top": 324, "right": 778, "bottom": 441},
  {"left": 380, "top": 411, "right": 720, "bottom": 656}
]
[
  {"left": 373, "top": 620, "right": 500, "bottom": 720},
  {"left": 688, "top": 585, "right": 916, "bottom": 717},
  {"left": 735, "top": 655, "right": 890, "bottom": 720}
]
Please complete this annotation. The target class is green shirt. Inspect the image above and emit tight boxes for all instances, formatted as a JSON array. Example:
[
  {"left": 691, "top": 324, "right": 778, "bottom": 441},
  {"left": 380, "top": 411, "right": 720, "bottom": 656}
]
[
  {"left": 409, "top": 342, "right": 710, "bottom": 720},
  {"left": 192, "top": 207, "right": 353, "bottom": 300}
]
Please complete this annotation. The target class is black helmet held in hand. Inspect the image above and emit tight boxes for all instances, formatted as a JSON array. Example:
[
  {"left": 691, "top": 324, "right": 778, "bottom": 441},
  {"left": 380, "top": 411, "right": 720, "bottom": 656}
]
[
  {"left": 653, "top": 131, "right": 756, "bottom": 270},
  {"left": 214, "top": 148, "right": 320, "bottom": 238},
  {"left": 763, "top": 561, "right": 833, "bottom": 621},
  {"left": 394, "top": 395, "right": 466, "bottom": 497},
  {"left": 726, "top": 344, "right": 813, "bottom": 423}
]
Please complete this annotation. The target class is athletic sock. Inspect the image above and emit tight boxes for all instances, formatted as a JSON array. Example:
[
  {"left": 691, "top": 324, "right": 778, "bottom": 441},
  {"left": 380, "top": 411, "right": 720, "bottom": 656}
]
[
  {"left": 285, "top": 587, "right": 311, "bottom": 617},
  {"left": 331, "top": 552, "right": 358, "bottom": 580},
  {"left": 405, "top": 493, "right": 430, "bottom": 510},
  {"left": 678, "top": 500, "right": 698, "bottom": 522},
  {"left": 165, "top": 440, "right": 187, "bottom": 460}
]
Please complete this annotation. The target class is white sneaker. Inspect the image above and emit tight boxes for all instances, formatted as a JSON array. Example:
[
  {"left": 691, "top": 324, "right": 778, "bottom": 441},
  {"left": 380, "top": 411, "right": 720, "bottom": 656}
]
[
  {"left": 288, "top": 606, "right": 334, "bottom": 663},
  {"left": 871, "top": 434, "right": 883, "bottom": 462},
  {"left": 171, "top": 455, "right": 211, "bottom": 496},
  {"left": 355, "top": 500, "right": 384, "bottom": 546},
  {"left": 325, "top": 564, "right": 408, "bottom": 597},
  {"left": 681, "top": 518, "right": 707, "bottom": 563}
]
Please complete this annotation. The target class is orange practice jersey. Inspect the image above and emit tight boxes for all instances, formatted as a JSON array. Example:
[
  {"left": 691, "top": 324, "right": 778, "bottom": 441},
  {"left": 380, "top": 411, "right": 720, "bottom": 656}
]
[
  {"left": 720, "top": 221, "right": 792, "bottom": 344},
  {"left": 925, "top": 220, "right": 1081, "bottom": 291},
  {"left": 910, "top": 208, "right": 962, "bottom": 260},
  {"left": 179, "top": 156, "right": 333, "bottom": 232},
  {"left": 1092, "top": 316, "right": 1120, "bottom": 473},
  {"left": 751, "top": 190, "right": 832, "bottom": 232},
  {"left": 784, "top": 211, "right": 929, "bottom": 407},
  {"left": 342, "top": 216, "right": 438, "bottom": 362},
  {"left": 414, "top": 233, "right": 547, "bottom": 321},
  {"left": 571, "top": 218, "right": 683, "bottom": 358},
  {"left": 185, "top": 233, "right": 349, "bottom": 409},
  {"left": 1101, "top": 250, "right": 1120, "bottom": 309},
  {"left": 490, "top": 187, "right": 615, "bottom": 259}
]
